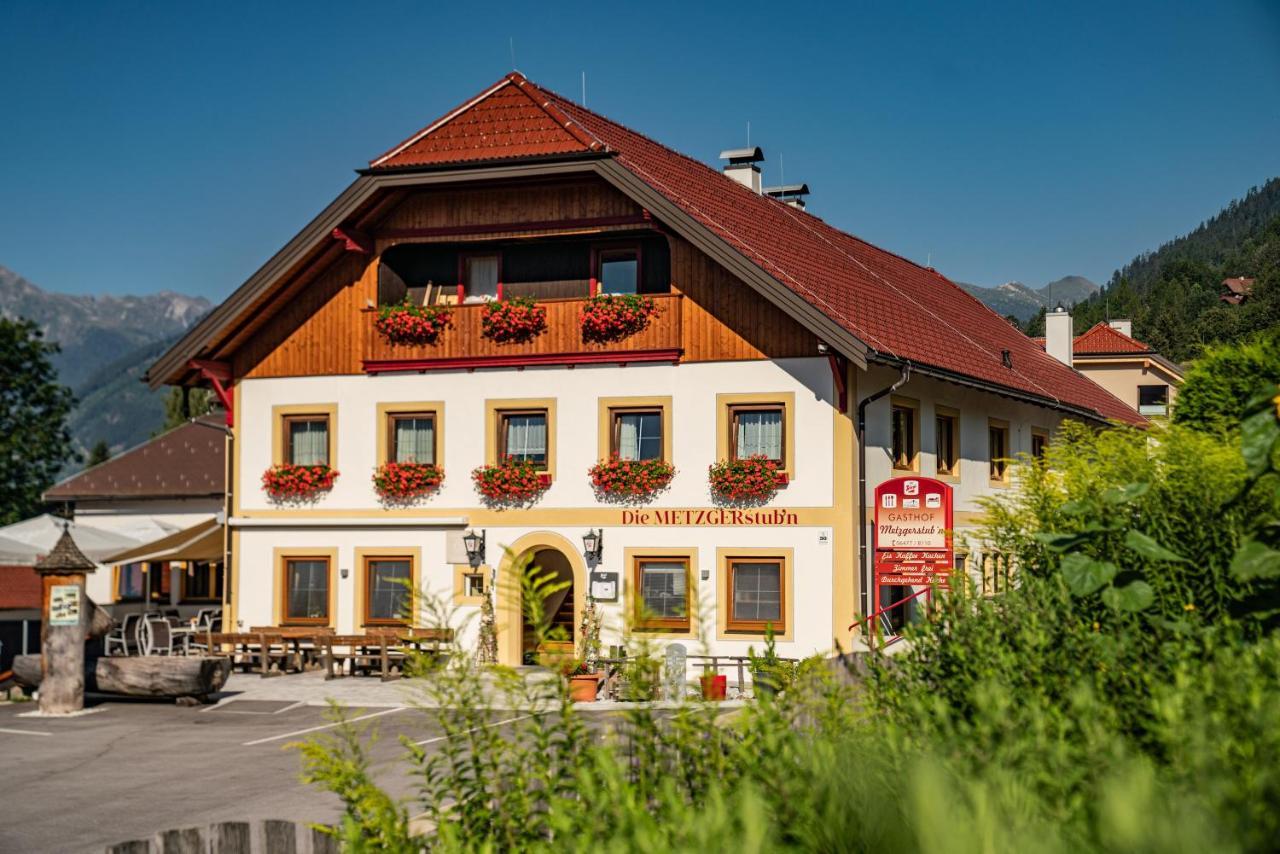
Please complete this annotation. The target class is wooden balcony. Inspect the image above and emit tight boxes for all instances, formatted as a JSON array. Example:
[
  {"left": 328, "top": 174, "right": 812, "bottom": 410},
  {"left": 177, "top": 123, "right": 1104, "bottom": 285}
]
[{"left": 362, "top": 294, "right": 683, "bottom": 374}]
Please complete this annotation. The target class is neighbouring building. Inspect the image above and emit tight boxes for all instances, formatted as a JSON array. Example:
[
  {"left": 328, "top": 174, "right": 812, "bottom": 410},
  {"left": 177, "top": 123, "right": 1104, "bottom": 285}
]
[
  {"left": 1040, "top": 309, "right": 1184, "bottom": 417},
  {"left": 40, "top": 414, "right": 227, "bottom": 618},
  {"left": 145, "top": 73, "right": 1141, "bottom": 663},
  {"left": 1220, "top": 277, "right": 1255, "bottom": 305}
]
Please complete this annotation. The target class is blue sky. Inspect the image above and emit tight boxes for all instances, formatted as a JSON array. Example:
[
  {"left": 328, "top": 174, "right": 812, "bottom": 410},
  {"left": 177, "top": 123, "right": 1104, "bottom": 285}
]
[{"left": 2, "top": 1, "right": 1277, "bottom": 299}]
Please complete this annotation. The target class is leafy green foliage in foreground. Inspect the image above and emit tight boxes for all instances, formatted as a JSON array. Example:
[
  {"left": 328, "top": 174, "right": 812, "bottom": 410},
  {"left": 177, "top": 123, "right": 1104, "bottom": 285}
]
[{"left": 298, "top": 405, "right": 1280, "bottom": 852}]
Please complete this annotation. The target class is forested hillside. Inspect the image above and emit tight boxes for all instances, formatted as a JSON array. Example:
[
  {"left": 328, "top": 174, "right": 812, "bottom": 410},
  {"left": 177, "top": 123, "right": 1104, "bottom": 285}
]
[{"left": 1025, "top": 178, "right": 1280, "bottom": 362}]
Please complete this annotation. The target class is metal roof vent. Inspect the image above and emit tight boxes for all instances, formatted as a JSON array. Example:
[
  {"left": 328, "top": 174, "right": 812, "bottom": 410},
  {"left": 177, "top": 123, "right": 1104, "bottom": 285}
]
[
  {"left": 764, "top": 183, "right": 810, "bottom": 210},
  {"left": 719, "top": 146, "right": 764, "bottom": 193}
]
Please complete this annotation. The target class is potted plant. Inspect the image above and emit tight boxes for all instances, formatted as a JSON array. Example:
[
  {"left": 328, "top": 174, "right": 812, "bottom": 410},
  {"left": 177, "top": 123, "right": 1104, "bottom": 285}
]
[
  {"left": 374, "top": 298, "right": 453, "bottom": 346},
  {"left": 562, "top": 659, "right": 601, "bottom": 702},
  {"left": 588, "top": 456, "right": 675, "bottom": 499},
  {"left": 700, "top": 672, "right": 728, "bottom": 701},
  {"left": 708, "top": 455, "right": 784, "bottom": 502},
  {"left": 372, "top": 461, "right": 444, "bottom": 501},
  {"left": 580, "top": 293, "right": 659, "bottom": 343},
  {"left": 747, "top": 624, "right": 795, "bottom": 699},
  {"left": 481, "top": 296, "right": 547, "bottom": 344},
  {"left": 471, "top": 457, "right": 549, "bottom": 503},
  {"left": 261, "top": 463, "right": 338, "bottom": 501}
]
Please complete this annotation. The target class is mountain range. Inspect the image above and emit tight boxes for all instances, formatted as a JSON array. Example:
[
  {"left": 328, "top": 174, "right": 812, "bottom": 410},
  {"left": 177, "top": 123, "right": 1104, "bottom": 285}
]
[
  {"left": 0, "top": 265, "right": 210, "bottom": 460},
  {"left": 956, "top": 275, "right": 1100, "bottom": 322}
]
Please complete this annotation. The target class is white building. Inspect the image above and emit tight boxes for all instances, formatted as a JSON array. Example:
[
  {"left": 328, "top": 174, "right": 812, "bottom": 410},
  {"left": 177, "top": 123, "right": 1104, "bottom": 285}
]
[{"left": 145, "top": 74, "right": 1142, "bottom": 665}]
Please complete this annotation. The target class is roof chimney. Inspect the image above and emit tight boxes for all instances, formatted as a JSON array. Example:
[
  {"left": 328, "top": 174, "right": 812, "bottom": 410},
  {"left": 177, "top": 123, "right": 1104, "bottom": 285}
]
[
  {"left": 764, "top": 183, "right": 810, "bottom": 209},
  {"left": 1107, "top": 319, "right": 1133, "bottom": 338},
  {"left": 1045, "top": 304, "right": 1073, "bottom": 366},
  {"left": 719, "top": 147, "right": 764, "bottom": 194}
]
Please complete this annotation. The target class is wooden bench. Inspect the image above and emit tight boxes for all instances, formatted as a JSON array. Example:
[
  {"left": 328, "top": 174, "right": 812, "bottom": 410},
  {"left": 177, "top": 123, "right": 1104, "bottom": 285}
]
[
  {"left": 202, "top": 631, "right": 291, "bottom": 678},
  {"left": 323, "top": 628, "right": 456, "bottom": 681}
]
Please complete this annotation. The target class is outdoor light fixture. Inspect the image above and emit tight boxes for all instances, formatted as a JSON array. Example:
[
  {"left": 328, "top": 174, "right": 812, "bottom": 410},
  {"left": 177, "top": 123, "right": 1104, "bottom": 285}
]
[
  {"left": 582, "top": 528, "right": 603, "bottom": 563},
  {"left": 463, "top": 529, "right": 486, "bottom": 568}
]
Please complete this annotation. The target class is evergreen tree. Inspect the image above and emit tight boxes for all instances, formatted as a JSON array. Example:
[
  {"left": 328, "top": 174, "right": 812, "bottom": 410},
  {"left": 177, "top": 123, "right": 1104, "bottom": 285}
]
[
  {"left": 161, "top": 386, "right": 214, "bottom": 432},
  {"left": 86, "top": 440, "right": 111, "bottom": 468},
  {"left": 0, "top": 318, "right": 75, "bottom": 524}
]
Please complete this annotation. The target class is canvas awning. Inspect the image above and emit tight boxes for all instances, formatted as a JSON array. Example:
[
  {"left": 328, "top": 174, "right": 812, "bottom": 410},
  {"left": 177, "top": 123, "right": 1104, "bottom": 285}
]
[{"left": 102, "top": 517, "right": 223, "bottom": 564}]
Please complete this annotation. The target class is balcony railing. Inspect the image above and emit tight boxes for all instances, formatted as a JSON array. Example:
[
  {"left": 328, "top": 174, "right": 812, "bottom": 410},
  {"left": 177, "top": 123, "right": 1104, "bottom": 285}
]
[{"left": 362, "top": 293, "right": 683, "bottom": 374}]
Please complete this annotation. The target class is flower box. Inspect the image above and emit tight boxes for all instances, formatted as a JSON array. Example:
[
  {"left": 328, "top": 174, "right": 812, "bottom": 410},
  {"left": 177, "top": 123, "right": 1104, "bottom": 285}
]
[
  {"left": 580, "top": 294, "right": 659, "bottom": 344},
  {"left": 589, "top": 456, "right": 675, "bottom": 498},
  {"left": 481, "top": 297, "right": 547, "bottom": 344},
  {"left": 374, "top": 300, "right": 453, "bottom": 346},
  {"left": 708, "top": 455, "right": 782, "bottom": 502},
  {"left": 373, "top": 461, "right": 444, "bottom": 501},
  {"left": 472, "top": 458, "right": 549, "bottom": 503},
  {"left": 262, "top": 463, "right": 338, "bottom": 501}
]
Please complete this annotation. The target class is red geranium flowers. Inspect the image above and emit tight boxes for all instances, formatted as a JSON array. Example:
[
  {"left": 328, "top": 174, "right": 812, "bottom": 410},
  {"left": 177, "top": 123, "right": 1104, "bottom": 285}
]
[
  {"left": 373, "top": 461, "right": 444, "bottom": 501},
  {"left": 580, "top": 294, "right": 659, "bottom": 343},
  {"left": 589, "top": 456, "right": 675, "bottom": 498},
  {"left": 375, "top": 299, "right": 453, "bottom": 346},
  {"left": 708, "top": 455, "right": 784, "bottom": 502},
  {"left": 481, "top": 297, "right": 547, "bottom": 344},
  {"left": 472, "top": 457, "right": 549, "bottom": 503},
  {"left": 262, "top": 464, "right": 338, "bottom": 500}
]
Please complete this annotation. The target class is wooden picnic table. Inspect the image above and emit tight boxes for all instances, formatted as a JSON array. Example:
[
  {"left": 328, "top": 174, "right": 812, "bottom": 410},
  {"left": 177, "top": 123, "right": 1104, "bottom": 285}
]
[
  {"left": 202, "top": 631, "right": 291, "bottom": 678},
  {"left": 249, "top": 626, "right": 334, "bottom": 671},
  {"left": 322, "top": 627, "right": 455, "bottom": 682}
]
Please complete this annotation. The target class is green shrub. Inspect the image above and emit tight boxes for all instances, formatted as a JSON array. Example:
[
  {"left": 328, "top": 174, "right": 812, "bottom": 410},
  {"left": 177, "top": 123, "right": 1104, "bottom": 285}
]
[{"left": 1173, "top": 329, "right": 1280, "bottom": 434}]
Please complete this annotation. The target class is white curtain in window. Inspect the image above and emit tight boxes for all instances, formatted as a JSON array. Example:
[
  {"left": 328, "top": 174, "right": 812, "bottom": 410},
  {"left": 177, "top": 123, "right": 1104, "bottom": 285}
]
[
  {"left": 290, "top": 421, "right": 328, "bottom": 465},
  {"left": 506, "top": 414, "right": 547, "bottom": 462},
  {"left": 465, "top": 256, "right": 499, "bottom": 302},
  {"left": 617, "top": 412, "right": 661, "bottom": 460},
  {"left": 737, "top": 410, "right": 782, "bottom": 459},
  {"left": 395, "top": 417, "right": 435, "bottom": 463}
]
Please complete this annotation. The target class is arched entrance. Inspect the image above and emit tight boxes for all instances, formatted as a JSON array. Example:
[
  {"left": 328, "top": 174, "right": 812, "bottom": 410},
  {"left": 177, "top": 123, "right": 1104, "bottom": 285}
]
[{"left": 496, "top": 532, "right": 588, "bottom": 667}]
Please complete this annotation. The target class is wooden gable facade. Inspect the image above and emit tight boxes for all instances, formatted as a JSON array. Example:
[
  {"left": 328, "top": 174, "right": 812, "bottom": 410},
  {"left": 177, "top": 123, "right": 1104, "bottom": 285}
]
[{"left": 228, "top": 175, "right": 817, "bottom": 381}]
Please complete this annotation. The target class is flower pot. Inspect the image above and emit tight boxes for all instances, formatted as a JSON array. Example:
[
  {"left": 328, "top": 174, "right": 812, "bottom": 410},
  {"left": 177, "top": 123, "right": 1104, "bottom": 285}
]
[
  {"left": 751, "top": 668, "right": 779, "bottom": 698},
  {"left": 700, "top": 674, "right": 727, "bottom": 701},
  {"left": 568, "top": 673, "right": 601, "bottom": 702}
]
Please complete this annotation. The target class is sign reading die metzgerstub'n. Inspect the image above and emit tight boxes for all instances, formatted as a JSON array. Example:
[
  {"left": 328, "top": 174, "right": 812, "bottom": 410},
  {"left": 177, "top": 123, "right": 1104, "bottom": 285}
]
[{"left": 874, "top": 477, "right": 954, "bottom": 585}]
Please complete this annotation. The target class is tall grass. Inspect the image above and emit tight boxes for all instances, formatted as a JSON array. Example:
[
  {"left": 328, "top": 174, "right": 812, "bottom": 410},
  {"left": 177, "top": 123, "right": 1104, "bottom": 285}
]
[{"left": 297, "top": 417, "right": 1280, "bottom": 852}]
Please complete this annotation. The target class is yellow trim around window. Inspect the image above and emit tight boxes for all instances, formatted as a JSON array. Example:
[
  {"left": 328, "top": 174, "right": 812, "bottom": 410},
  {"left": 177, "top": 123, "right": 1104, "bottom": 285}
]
[
  {"left": 715, "top": 392, "right": 796, "bottom": 478},
  {"left": 988, "top": 418, "right": 1011, "bottom": 486},
  {"left": 376, "top": 401, "right": 445, "bottom": 466},
  {"left": 934, "top": 404, "right": 960, "bottom": 482},
  {"left": 889, "top": 395, "right": 921, "bottom": 473},
  {"left": 715, "top": 547, "right": 794, "bottom": 642},
  {"left": 624, "top": 546, "right": 699, "bottom": 638},
  {"left": 271, "top": 403, "right": 338, "bottom": 467},
  {"left": 484, "top": 398, "right": 557, "bottom": 478},
  {"left": 453, "top": 563, "right": 490, "bottom": 606},
  {"left": 596, "top": 396, "right": 673, "bottom": 462},
  {"left": 273, "top": 547, "right": 338, "bottom": 628},
  {"left": 354, "top": 546, "right": 422, "bottom": 628}
]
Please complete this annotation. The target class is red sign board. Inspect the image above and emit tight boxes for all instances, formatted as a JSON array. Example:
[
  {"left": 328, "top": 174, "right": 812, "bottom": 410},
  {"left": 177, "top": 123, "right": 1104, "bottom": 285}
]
[{"left": 874, "top": 476, "right": 954, "bottom": 583}]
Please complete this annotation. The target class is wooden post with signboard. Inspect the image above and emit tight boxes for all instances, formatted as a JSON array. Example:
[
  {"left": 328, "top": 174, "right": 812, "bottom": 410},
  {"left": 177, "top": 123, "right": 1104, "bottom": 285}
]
[
  {"left": 872, "top": 477, "right": 954, "bottom": 641},
  {"left": 34, "top": 525, "right": 98, "bottom": 715}
]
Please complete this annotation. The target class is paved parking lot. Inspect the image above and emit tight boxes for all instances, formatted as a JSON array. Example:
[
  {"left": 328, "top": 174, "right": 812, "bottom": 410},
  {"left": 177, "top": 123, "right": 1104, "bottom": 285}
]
[{"left": 0, "top": 690, "right": 557, "bottom": 853}]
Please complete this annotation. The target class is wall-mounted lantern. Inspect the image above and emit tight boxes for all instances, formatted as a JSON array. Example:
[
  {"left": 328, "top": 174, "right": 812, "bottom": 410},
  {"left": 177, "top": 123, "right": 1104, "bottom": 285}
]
[
  {"left": 463, "top": 529, "right": 487, "bottom": 568},
  {"left": 582, "top": 528, "right": 603, "bottom": 565}
]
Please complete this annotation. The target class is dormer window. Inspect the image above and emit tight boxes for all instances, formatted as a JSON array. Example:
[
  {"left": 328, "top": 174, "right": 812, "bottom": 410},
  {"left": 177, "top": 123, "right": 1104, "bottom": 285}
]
[{"left": 598, "top": 250, "right": 639, "bottom": 295}]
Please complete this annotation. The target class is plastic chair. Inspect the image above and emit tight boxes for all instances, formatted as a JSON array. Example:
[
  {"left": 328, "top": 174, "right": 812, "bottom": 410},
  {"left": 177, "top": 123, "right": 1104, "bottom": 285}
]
[
  {"left": 104, "top": 613, "right": 141, "bottom": 656},
  {"left": 141, "top": 615, "right": 180, "bottom": 655}
]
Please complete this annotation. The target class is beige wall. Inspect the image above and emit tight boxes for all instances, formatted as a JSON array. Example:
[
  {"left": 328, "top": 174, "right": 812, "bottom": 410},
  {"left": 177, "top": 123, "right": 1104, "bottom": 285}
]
[{"left": 1073, "top": 359, "right": 1180, "bottom": 415}]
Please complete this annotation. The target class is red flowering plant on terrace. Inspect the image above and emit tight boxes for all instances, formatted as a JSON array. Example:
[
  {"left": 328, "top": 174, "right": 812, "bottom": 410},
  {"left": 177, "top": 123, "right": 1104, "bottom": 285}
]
[
  {"left": 481, "top": 297, "right": 547, "bottom": 344},
  {"left": 589, "top": 456, "right": 675, "bottom": 500},
  {"left": 373, "top": 461, "right": 444, "bottom": 502},
  {"left": 472, "top": 457, "right": 549, "bottom": 504},
  {"left": 374, "top": 298, "right": 453, "bottom": 346},
  {"left": 579, "top": 294, "right": 659, "bottom": 344},
  {"left": 708, "top": 455, "right": 783, "bottom": 503},
  {"left": 261, "top": 464, "right": 338, "bottom": 501}
]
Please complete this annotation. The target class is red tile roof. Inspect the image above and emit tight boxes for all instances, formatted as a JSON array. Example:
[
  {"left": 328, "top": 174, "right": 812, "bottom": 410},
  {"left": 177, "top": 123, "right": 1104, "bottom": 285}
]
[
  {"left": 1222, "top": 277, "right": 1255, "bottom": 296},
  {"left": 1072, "top": 322, "right": 1151, "bottom": 355},
  {"left": 384, "top": 73, "right": 1141, "bottom": 425},
  {"left": 44, "top": 415, "right": 225, "bottom": 501},
  {"left": 0, "top": 565, "right": 40, "bottom": 610},
  {"left": 370, "top": 77, "right": 603, "bottom": 169}
]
